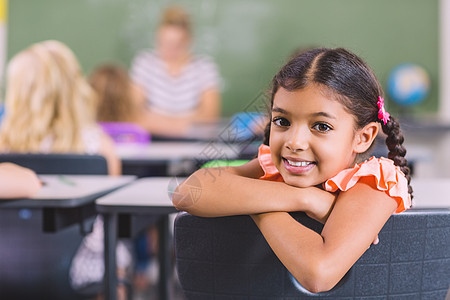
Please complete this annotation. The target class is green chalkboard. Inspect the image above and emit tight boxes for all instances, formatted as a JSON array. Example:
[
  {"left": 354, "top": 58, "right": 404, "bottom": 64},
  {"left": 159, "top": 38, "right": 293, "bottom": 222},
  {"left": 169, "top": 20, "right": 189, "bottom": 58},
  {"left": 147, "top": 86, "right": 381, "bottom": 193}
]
[{"left": 8, "top": 0, "right": 439, "bottom": 116}]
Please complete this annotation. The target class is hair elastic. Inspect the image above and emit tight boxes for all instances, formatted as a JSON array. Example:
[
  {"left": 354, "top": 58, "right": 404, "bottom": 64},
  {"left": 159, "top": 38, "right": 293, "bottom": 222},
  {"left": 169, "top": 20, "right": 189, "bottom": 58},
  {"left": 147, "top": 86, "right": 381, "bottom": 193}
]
[{"left": 377, "top": 96, "right": 390, "bottom": 125}]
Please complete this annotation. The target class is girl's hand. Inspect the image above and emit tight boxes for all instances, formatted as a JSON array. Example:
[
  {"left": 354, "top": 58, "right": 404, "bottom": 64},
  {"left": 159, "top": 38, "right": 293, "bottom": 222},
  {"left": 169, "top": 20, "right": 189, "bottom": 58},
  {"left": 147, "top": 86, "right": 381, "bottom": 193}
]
[
  {"left": 303, "top": 187, "right": 337, "bottom": 224},
  {"left": 0, "top": 163, "right": 42, "bottom": 198},
  {"left": 300, "top": 187, "right": 381, "bottom": 245}
]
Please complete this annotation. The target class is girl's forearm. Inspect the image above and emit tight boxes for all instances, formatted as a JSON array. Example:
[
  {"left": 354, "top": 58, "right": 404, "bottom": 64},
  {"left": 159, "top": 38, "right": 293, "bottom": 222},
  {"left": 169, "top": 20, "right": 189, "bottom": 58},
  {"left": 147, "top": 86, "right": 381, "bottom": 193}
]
[
  {"left": 251, "top": 212, "right": 333, "bottom": 292},
  {"left": 172, "top": 167, "right": 325, "bottom": 217},
  {"left": 0, "top": 163, "right": 42, "bottom": 198},
  {"left": 251, "top": 181, "right": 398, "bottom": 293}
]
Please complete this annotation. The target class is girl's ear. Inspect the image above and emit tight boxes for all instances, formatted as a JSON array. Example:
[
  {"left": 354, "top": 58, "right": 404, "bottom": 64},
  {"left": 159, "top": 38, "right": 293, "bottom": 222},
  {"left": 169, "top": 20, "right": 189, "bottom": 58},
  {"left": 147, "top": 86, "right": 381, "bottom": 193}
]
[{"left": 354, "top": 122, "right": 379, "bottom": 153}]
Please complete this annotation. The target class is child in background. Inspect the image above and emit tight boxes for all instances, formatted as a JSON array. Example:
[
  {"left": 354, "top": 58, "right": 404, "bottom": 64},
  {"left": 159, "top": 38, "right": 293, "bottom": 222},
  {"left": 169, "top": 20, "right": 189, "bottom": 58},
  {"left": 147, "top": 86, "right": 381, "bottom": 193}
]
[
  {"left": 90, "top": 64, "right": 191, "bottom": 138},
  {"left": 0, "top": 41, "right": 121, "bottom": 175},
  {"left": 0, "top": 40, "right": 129, "bottom": 297},
  {"left": 0, "top": 163, "right": 41, "bottom": 198},
  {"left": 173, "top": 48, "right": 412, "bottom": 293},
  {"left": 91, "top": 64, "right": 146, "bottom": 125}
]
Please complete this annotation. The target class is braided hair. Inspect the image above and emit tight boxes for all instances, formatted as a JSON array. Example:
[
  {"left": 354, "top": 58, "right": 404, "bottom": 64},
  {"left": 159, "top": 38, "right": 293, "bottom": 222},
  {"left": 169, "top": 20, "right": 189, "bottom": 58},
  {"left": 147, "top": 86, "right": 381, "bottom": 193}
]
[{"left": 263, "top": 48, "right": 412, "bottom": 198}]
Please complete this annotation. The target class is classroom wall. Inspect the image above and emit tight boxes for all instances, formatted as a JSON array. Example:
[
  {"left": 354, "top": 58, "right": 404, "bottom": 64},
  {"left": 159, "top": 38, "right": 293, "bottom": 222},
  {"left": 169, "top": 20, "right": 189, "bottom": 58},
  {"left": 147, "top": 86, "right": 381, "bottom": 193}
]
[{"left": 8, "top": 0, "right": 438, "bottom": 117}]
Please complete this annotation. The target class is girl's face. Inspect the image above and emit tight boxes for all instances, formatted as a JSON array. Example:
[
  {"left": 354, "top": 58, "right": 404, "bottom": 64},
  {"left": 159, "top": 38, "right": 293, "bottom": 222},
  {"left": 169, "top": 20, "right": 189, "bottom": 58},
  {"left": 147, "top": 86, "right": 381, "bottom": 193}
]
[{"left": 269, "top": 85, "right": 361, "bottom": 188}]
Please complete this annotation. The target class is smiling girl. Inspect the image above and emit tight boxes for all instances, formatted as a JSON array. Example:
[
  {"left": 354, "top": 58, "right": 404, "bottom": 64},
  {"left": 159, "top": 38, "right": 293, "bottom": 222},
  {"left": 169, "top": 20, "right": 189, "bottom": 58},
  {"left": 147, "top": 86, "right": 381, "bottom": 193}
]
[{"left": 173, "top": 48, "right": 412, "bottom": 293}]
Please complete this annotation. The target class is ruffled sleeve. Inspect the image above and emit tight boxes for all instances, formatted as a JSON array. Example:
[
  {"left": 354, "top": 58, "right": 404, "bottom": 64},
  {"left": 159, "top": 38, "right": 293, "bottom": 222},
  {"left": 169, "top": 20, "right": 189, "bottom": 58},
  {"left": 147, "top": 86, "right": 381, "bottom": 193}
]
[
  {"left": 324, "top": 157, "right": 411, "bottom": 213},
  {"left": 257, "top": 144, "right": 284, "bottom": 182}
]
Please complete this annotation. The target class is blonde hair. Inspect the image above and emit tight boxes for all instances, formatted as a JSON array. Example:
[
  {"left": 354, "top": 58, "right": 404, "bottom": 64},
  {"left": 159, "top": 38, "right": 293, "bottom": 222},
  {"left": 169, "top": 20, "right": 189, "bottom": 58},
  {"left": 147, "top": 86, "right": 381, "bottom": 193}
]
[
  {"left": 90, "top": 64, "right": 136, "bottom": 122},
  {"left": 0, "top": 40, "right": 98, "bottom": 153},
  {"left": 159, "top": 5, "right": 191, "bottom": 35}
]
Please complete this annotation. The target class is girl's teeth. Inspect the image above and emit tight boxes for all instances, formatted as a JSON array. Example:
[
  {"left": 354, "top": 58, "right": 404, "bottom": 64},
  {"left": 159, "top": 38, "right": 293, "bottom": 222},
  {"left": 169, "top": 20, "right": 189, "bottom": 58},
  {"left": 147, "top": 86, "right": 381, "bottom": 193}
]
[{"left": 287, "top": 160, "right": 312, "bottom": 167}]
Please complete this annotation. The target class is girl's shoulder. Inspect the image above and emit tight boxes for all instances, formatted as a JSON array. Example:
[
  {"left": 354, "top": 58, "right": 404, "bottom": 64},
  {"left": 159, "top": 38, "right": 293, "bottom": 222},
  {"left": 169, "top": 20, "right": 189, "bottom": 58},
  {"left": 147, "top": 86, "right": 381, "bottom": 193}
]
[{"left": 324, "top": 157, "right": 411, "bottom": 213}]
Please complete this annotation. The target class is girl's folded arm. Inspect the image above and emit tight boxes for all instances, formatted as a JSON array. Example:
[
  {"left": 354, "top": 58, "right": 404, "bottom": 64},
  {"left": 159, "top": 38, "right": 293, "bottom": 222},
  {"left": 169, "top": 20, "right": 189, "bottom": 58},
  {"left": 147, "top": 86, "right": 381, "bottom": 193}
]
[
  {"left": 251, "top": 177, "right": 398, "bottom": 293},
  {"left": 172, "top": 158, "right": 335, "bottom": 218},
  {"left": 0, "top": 163, "right": 42, "bottom": 198}
]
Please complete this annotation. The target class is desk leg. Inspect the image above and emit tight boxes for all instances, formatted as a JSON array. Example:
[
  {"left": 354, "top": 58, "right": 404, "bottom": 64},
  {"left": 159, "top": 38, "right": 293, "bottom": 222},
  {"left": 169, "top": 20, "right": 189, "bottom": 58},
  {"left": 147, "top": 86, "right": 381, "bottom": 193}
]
[
  {"left": 103, "top": 213, "right": 117, "bottom": 300},
  {"left": 158, "top": 215, "right": 171, "bottom": 300}
]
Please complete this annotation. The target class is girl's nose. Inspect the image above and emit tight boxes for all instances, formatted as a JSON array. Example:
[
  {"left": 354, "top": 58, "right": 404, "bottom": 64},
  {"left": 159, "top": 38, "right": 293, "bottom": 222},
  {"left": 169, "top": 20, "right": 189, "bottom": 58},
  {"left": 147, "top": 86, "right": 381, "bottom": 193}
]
[{"left": 285, "top": 127, "right": 309, "bottom": 152}]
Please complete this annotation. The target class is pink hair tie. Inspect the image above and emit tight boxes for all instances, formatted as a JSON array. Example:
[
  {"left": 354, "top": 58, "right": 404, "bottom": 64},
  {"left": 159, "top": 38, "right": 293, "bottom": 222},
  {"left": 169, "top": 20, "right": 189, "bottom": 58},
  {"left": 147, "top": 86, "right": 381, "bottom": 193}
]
[{"left": 377, "top": 96, "right": 390, "bottom": 125}]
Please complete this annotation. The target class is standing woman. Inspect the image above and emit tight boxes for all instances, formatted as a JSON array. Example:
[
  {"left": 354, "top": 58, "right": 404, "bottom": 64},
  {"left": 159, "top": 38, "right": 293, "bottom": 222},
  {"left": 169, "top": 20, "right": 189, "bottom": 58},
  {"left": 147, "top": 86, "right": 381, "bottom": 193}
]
[{"left": 130, "top": 5, "right": 221, "bottom": 125}]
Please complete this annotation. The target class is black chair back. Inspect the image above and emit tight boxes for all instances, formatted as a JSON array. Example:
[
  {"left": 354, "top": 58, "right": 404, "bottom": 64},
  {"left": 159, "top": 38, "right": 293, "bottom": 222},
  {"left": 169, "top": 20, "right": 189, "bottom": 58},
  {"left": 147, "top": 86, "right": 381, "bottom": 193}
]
[
  {"left": 0, "top": 153, "right": 108, "bottom": 174},
  {"left": 175, "top": 210, "right": 450, "bottom": 299}
]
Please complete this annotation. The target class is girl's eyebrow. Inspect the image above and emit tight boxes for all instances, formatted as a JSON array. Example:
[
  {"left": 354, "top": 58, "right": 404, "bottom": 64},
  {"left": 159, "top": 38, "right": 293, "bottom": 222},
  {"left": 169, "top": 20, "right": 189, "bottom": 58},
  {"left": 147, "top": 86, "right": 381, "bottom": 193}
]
[
  {"left": 272, "top": 106, "right": 336, "bottom": 120},
  {"left": 311, "top": 112, "right": 337, "bottom": 119},
  {"left": 272, "top": 106, "right": 288, "bottom": 114}
]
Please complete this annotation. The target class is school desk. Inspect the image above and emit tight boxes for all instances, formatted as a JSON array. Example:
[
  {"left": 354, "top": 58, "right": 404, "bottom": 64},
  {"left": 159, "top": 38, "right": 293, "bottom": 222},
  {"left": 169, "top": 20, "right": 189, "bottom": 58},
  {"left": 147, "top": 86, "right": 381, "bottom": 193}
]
[
  {"left": 0, "top": 175, "right": 136, "bottom": 232},
  {"left": 0, "top": 175, "right": 136, "bottom": 298},
  {"left": 410, "top": 178, "right": 450, "bottom": 209},
  {"left": 117, "top": 141, "right": 259, "bottom": 177},
  {"left": 96, "top": 177, "right": 179, "bottom": 300},
  {"left": 151, "top": 120, "right": 227, "bottom": 142},
  {"left": 152, "top": 117, "right": 264, "bottom": 143}
]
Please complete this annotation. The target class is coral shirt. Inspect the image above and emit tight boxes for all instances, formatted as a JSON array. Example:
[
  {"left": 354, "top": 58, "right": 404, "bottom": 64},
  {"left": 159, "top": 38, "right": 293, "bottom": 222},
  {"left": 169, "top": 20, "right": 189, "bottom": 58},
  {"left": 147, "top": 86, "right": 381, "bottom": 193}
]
[{"left": 257, "top": 144, "right": 411, "bottom": 213}]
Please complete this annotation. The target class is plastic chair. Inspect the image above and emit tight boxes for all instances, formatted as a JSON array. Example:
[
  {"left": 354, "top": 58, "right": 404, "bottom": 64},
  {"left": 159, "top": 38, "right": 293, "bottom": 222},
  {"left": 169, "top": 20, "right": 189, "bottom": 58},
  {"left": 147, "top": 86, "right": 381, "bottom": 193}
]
[
  {"left": 99, "top": 122, "right": 150, "bottom": 144},
  {"left": 174, "top": 210, "right": 450, "bottom": 299},
  {"left": 0, "top": 153, "right": 108, "bottom": 299}
]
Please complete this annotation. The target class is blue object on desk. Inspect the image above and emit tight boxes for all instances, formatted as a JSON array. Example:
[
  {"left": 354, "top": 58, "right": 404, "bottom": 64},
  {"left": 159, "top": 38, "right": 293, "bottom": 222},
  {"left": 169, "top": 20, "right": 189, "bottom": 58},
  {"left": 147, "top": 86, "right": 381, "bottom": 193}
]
[{"left": 229, "top": 112, "right": 265, "bottom": 141}]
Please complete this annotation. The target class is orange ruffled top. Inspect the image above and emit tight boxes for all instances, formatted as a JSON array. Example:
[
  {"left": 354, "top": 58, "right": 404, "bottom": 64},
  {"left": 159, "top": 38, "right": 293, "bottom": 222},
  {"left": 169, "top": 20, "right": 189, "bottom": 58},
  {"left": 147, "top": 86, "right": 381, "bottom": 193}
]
[{"left": 257, "top": 144, "right": 411, "bottom": 213}]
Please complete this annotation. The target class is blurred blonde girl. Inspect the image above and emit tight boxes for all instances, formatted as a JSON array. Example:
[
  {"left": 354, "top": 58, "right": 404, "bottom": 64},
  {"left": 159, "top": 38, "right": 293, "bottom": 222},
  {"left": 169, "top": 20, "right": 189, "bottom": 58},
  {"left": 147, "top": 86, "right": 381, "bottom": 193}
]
[
  {"left": 0, "top": 40, "right": 129, "bottom": 298},
  {"left": 0, "top": 40, "right": 120, "bottom": 175}
]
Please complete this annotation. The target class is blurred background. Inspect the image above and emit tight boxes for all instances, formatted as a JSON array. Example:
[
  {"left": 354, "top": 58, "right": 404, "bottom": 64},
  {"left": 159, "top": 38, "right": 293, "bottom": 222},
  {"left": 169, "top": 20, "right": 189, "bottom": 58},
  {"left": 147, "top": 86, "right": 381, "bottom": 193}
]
[
  {"left": 5, "top": 0, "right": 440, "bottom": 116},
  {"left": 3, "top": 0, "right": 450, "bottom": 177}
]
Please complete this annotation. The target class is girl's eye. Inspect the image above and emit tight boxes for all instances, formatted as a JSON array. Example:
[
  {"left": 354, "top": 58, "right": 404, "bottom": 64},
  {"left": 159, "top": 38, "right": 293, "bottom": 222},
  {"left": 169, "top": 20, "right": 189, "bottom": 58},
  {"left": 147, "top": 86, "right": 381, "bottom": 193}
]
[
  {"left": 272, "top": 117, "right": 290, "bottom": 127},
  {"left": 313, "top": 123, "right": 332, "bottom": 132}
]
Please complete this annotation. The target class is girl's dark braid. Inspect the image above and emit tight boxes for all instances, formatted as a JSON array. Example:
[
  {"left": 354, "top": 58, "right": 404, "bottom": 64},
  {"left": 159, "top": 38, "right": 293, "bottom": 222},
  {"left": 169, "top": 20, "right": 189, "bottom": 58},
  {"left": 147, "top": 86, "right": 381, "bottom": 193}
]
[{"left": 381, "top": 116, "right": 413, "bottom": 199}]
